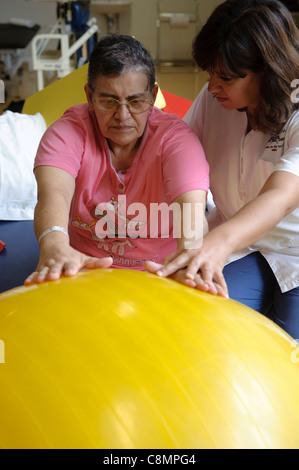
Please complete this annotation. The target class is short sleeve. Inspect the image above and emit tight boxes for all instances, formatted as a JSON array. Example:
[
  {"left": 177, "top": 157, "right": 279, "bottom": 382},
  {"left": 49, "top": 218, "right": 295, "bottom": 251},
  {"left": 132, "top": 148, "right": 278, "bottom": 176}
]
[
  {"left": 161, "top": 120, "right": 209, "bottom": 202},
  {"left": 34, "top": 106, "right": 87, "bottom": 179}
]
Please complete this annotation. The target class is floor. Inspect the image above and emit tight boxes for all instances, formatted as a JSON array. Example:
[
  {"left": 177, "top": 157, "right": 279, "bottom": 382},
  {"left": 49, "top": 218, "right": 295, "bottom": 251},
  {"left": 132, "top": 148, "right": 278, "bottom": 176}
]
[{"left": 0, "top": 63, "right": 208, "bottom": 115}]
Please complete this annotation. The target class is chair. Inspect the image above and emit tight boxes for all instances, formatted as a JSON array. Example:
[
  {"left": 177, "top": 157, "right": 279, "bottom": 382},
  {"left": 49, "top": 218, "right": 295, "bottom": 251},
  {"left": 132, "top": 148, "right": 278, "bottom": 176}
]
[{"left": 0, "top": 22, "right": 40, "bottom": 77}]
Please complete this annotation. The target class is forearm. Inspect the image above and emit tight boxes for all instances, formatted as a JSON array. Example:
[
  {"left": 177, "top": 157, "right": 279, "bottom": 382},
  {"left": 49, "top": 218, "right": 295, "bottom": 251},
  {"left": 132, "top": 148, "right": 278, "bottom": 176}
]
[
  {"left": 211, "top": 172, "right": 299, "bottom": 255},
  {"left": 206, "top": 206, "right": 223, "bottom": 230},
  {"left": 25, "top": 167, "right": 113, "bottom": 286},
  {"left": 148, "top": 172, "right": 299, "bottom": 297},
  {"left": 33, "top": 166, "right": 75, "bottom": 245},
  {"left": 34, "top": 197, "right": 70, "bottom": 239}
]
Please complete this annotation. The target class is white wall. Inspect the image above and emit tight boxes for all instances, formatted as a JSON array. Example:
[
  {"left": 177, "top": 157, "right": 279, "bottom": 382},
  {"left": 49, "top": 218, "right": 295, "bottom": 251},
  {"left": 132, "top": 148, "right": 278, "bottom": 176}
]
[
  {"left": 91, "top": 0, "right": 222, "bottom": 61},
  {"left": 130, "top": 0, "right": 222, "bottom": 61},
  {"left": 1, "top": 0, "right": 57, "bottom": 29}
]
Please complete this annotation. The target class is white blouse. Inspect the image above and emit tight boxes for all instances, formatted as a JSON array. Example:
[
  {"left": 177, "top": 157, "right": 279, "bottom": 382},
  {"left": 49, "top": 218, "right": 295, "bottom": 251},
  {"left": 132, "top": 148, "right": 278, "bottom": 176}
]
[{"left": 184, "top": 83, "right": 299, "bottom": 293}]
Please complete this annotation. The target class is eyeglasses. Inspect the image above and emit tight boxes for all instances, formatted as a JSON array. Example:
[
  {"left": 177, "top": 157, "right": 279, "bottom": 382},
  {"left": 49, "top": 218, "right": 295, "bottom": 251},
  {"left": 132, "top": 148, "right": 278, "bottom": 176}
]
[{"left": 93, "top": 97, "right": 153, "bottom": 114}]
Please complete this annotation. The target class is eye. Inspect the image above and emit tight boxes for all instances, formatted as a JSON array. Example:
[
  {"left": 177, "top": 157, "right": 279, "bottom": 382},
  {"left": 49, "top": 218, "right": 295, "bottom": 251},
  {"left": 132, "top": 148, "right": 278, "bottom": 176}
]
[
  {"left": 220, "top": 75, "right": 233, "bottom": 82},
  {"left": 129, "top": 98, "right": 143, "bottom": 107},
  {"left": 99, "top": 98, "right": 118, "bottom": 108}
]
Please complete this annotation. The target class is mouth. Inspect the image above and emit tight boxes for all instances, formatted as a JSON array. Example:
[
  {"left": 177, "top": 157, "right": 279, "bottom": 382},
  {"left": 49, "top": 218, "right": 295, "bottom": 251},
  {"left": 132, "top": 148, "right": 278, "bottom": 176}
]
[
  {"left": 214, "top": 95, "right": 228, "bottom": 103},
  {"left": 111, "top": 125, "right": 134, "bottom": 131}
]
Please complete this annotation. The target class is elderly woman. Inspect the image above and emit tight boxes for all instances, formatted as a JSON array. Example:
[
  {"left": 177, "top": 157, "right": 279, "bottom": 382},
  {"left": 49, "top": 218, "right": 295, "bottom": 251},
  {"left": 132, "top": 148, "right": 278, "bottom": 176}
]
[
  {"left": 148, "top": 0, "right": 299, "bottom": 338},
  {"left": 25, "top": 35, "right": 209, "bottom": 285}
]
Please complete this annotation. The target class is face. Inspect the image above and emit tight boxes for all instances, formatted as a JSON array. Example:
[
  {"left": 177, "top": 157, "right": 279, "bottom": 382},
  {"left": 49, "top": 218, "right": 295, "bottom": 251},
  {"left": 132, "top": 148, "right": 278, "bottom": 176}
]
[
  {"left": 207, "top": 69, "right": 262, "bottom": 115},
  {"left": 85, "top": 71, "right": 157, "bottom": 151}
]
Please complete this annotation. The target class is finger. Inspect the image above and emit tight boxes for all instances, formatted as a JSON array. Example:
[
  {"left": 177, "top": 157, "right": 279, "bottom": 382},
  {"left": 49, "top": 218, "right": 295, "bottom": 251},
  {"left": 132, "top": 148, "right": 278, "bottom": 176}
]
[
  {"left": 194, "top": 280, "right": 228, "bottom": 298},
  {"left": 24, "top": 271, "right": 39, "bottom": 285},
  {"left": 25, "top": 267, "right": 50, "bottom": 285},
  {"left": 46, "top": 268, "right": 64, "bottom": 280},
  {"left": 193, "top": 268, "right": 229, "bottom": 298},
  {"left": 155, "top": 252, "right": 192, "bottom": 277},
  {"left": 81, "top": 256, "right": 113, "bottom": 271},
  {"left": 213, "top": 271, "right": 229, "bottom": 298},
  {"left": 184, "top": 255, "right": 204, "bottom": 280},
  {"left": 200, "top": 267, "right": 228, "bottom": 297},
  {"left": 42, "top": 261, "right": 79, "bottom": 280},
  {"left": 162, "top": 250, "right": 183, "bottom": 265},
  {"left": 192, "top": 272, "right": 209, "bottom": 290},
  {"left": 170, "top": 270, "right": 196, "bottom": 288},
  {"left": 144, "top": 260, "right": 164, "bottom": 274},
  {"left": 37, "top": 264, "right": 65, "bottom": 283}
]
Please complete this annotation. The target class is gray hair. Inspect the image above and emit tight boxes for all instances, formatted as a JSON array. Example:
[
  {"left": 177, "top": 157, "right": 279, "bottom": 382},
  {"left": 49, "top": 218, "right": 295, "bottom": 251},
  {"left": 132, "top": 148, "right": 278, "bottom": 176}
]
[{"left": 87, "top": 35, "right": 156, "bottom": 93}]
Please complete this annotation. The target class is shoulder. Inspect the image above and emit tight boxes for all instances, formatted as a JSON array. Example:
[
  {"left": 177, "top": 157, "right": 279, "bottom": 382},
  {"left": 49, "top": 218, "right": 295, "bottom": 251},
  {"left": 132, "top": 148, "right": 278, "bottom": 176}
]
[
  {"left": 149, "top": 105, "right": 186, "bottom": 124},
  {"left": 285, "top": 110, "right": 299, "bottom": 133},
  {"left": 58, "top": 103, "right": 92, "bottom": 128},
  {"left": 39, "top": 103, "right": 94, "bottom": 150},
  {"left": 148, "top": 106, "right": 200, "bottom": 139},
  {"left": 282, "top": 110, "right": 299, "bottom": 149},
  {"left": 43, "top": 103, "right": 93, "bottom": 141}
]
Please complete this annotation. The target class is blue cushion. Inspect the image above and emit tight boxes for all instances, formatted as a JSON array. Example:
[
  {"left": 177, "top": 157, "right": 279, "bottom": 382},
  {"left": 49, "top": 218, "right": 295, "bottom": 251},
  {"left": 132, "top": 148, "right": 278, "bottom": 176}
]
[{"left": 0, "top": 220, "right": 39, "bottom": 293}]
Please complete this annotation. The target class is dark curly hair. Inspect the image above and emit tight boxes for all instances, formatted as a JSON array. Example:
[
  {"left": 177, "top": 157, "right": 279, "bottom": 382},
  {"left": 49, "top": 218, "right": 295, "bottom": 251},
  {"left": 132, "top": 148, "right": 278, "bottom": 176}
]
[
  {"left": 192, "top": 0, "right": 299, "bottom": 134},
  {"left": 87, "top": 35, "right": 156, "bottom": 94}
]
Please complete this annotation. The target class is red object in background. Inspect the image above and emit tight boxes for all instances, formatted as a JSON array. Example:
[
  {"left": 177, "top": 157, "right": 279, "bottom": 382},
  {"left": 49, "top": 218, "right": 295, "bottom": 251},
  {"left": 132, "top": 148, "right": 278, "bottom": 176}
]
[
  {"left": 161, "top": 90, "right": 193, "bottom": 118},
  {"left": 0, "top": 240, "right": 6, "bottom": 252}
]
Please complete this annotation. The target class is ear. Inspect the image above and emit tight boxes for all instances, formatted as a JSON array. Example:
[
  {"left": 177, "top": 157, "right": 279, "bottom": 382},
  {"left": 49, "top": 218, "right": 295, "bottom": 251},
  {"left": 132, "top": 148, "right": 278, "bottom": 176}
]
[
  {"left": 152, "top": 83, "right": 159, "bottom": 104},
  {"left": 84, "top": 84, "right": 94, "bottom": 110}
]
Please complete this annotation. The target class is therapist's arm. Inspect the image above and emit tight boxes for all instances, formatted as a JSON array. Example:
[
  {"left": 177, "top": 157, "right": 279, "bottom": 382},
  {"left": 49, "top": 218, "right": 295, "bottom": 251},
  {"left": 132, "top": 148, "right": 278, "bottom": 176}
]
[
  {"left": 24, "top": 166, "right": 112, "bottom": 285},
  {"left": 149, "top": 170, "right": 299, "bottom": 296},
  {"left": 145, "top": 189, "right": 226, "bottom": 296}
]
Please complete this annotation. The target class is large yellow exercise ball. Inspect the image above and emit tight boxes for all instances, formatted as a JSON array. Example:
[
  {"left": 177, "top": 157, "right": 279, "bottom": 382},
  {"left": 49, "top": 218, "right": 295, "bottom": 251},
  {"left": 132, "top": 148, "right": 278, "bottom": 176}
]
[{"left": 0, "top": 269, "right": 299, "bottom": 449}]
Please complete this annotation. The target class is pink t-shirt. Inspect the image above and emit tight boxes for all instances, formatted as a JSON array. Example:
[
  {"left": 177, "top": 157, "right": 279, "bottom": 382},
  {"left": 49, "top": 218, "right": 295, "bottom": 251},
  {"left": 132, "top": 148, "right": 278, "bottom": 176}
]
[{"left": 35, "top": 104, "right": 209, "bottom": 269}]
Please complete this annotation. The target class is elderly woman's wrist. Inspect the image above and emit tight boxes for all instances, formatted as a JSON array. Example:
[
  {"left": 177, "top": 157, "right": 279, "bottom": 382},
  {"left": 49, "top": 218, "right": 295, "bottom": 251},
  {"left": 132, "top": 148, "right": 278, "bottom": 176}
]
[{"left": 38, "top": 226, "right": 70, "bottom": 247}]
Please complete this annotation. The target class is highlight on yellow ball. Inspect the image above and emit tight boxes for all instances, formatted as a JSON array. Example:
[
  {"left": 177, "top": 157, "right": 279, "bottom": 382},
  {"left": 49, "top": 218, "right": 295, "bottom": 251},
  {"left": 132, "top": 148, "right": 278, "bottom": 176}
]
[{"left": 0, "top": 268, "right": 299, "bottom": 449}]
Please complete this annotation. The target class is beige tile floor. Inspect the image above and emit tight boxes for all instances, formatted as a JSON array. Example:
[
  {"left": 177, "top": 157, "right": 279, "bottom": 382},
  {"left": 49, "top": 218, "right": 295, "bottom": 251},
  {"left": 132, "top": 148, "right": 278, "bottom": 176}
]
[{"left": 0, "top": 63, "right": 208, "bottom": 114}]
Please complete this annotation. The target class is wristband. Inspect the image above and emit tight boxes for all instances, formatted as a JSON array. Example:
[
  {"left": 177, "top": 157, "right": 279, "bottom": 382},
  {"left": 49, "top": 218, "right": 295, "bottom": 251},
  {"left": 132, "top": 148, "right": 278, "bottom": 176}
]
[{"left": 38, "top": 226, "right": 69, "bottom": 243}]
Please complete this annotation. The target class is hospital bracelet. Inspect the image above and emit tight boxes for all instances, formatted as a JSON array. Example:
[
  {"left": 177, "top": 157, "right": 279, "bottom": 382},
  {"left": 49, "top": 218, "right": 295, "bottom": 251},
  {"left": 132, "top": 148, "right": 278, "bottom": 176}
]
[{"left": 38, "top": 226, "right": 69, "bottom": 243}]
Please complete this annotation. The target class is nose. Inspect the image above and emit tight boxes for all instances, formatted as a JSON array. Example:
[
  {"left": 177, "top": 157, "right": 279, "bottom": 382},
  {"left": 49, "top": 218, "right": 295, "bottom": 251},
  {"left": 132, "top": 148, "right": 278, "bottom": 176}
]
[
  {"left": 208, "top": 74, "right": 222, "bottom": 94},
  {"left": 114, "top": 103, "right": 132, "bottom": 121}
]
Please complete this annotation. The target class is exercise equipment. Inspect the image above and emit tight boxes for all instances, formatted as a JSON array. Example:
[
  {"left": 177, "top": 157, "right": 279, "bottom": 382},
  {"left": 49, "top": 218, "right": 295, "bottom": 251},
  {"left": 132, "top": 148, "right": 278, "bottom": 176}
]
[
  {"left": 0, "top": 269, "right": 299, "bottom": 448},
  {"left": 31, "top": 1, "right": 99, "bottom": 90}
]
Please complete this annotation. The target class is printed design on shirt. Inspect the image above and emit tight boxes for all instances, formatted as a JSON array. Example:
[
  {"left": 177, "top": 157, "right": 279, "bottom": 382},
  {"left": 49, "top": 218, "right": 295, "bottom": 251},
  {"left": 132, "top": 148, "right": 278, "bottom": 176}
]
[
  {"left": 71, "top": 195, "right": 147, "bottom": 256},
  {"left": 265, "top": 129, "right": 286, "bottom": 152}
]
